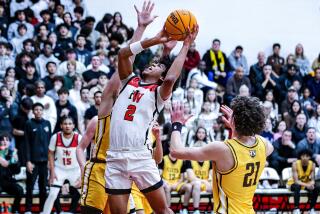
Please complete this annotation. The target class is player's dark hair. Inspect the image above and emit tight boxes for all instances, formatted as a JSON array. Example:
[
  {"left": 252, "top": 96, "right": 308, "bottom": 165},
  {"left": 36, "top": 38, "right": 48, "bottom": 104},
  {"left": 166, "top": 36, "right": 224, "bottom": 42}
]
[
  {"left": 60, "top": 115, "right": 75, "bottom": 124},
  {"left": 298, "top": 149, "right": 313, "bottom": 159},
  {"left": 231, "top": 96, "right": 266, "bottom": 136},
  {"left": 32, "top": 102, "right": 44, "bottom": 110}
]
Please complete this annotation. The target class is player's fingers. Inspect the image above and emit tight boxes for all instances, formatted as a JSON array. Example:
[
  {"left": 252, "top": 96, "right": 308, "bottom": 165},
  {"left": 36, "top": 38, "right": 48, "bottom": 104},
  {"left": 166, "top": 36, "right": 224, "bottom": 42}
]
[
  {"left": 134, "top": 5, "right": 140, "bottom": 14},
  {"left": 142, "top": 1, "right": 146, "bottom": 11},
  {"left": 149, "top": 2, "right": 155, "bottom": 12},
  {"left": 145, "top": 1, "right": 151, "bottom": 12},
  {"left": 152, "top": 15, "right": 158, "bottom": 20}
]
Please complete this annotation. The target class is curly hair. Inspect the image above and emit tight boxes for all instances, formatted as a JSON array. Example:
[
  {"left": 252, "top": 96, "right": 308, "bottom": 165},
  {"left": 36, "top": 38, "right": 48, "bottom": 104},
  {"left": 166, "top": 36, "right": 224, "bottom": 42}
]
[{"left": 231, "top": 96, "right": 266, "bottom": 136}]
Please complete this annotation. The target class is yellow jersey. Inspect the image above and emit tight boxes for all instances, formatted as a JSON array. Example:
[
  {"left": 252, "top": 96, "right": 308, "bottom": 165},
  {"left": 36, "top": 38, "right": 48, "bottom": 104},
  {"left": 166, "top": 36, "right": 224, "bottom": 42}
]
[
  {"left": 187, "top": 160, "right": 211, "bottom": 180},
  {"left": 213, "top": 136, "right": 266, "bottom": 214},
  {"left": 287, "top": 160, "right": 313, "bottom": 188},
  {"left": 160, "top": 155, "right": 185, "bottom": 184},
  {"left": 91, "top": 115, "right": 111, "bottom": 161}
]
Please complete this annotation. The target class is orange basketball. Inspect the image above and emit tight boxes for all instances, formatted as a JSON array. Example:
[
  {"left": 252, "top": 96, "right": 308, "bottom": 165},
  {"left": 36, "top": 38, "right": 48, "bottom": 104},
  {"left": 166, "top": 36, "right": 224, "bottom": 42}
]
[{"left": 165, "top": 10, "right": 197, "bottom": 41}]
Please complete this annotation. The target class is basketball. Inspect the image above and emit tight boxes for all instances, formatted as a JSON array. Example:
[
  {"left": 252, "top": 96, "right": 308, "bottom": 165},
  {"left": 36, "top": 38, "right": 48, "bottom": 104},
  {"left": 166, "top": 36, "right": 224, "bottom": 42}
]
[{"left": 165, "top": 10, "right": 197, "bottom": 41}]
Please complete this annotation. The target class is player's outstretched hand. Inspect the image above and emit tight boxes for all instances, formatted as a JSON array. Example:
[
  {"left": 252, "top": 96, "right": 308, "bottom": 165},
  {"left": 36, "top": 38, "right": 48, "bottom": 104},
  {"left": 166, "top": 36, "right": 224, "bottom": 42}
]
[
  {"left": 135, "top": 1, "right": 158, "bottom": 27},
  {"left": 155, "top": 27, "right": 173, "bottom": 43},
  {"left": 220, "top": 105, "right": 234, "bottom": 130},
  {"left": 170, "top": 102, "right": 193, "bottom": 124},
  {"left": 152, "top": 122, "right": 161, "bottom": 138},
  {"left": 183, "top": 25, "right": 199, "bottom": 47}
]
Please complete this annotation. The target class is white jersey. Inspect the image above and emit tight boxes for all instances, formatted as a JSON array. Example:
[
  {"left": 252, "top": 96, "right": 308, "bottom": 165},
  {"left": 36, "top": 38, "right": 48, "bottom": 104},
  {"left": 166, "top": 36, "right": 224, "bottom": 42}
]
[
  {"left": 49, "top": 132, "right": 82, "bottom": 169},
  {"left": 110, "top": 74, "right": 166, "bottom": 150}
]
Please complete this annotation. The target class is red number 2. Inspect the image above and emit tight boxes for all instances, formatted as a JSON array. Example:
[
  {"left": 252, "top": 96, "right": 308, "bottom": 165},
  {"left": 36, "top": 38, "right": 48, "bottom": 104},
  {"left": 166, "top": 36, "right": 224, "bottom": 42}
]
[{"left": 124, "top": 105, "right": 136, "bottom": 121}]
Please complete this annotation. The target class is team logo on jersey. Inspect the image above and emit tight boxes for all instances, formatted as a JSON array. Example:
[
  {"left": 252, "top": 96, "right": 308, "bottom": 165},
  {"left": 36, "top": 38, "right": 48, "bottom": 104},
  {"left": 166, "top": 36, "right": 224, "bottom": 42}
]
[
  {"left": 129, "top": 90, "right": 144, "bottom": 103},
  {"left": 249, "top": 150, "right": 256, "bottom": 157}
]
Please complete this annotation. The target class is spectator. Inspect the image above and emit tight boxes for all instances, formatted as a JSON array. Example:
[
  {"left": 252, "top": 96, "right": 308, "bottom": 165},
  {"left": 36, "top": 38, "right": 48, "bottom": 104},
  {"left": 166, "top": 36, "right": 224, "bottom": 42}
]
[
  {"left": 287, "top": 149, "right": 319, "bottom": 214},
  {"left": 270, "top": 129, "right": 297, "bottom": 174},
  {"left": 73, "top": 6, "right": 85, "bottom": 29},
  {"left": 24, "top": 103, "right": 52, "bottom": 213},
  {"left": 265, "top": 90, "right": 279, "bottom": 122},
  {"left": 62, "top": 12, "right": 78, "bottom": 39},
  {"left": 273, "top": 120, "right": 287, "bottom": 141},
  {"left": 205, "top": 89, "right": 220, "bottom": 117},
  {"left": 202, "top": 38, "right": 232, "bottom": 86},
  {"left": 34, "top": 23, "right": 49, "bottom": 51},
  {"left": 182, "top": 42, "right": 201, "bottom": 87},
  {"left": 0, "top": 42, "right": 15, "bottom": 80},
  {"left": 0, "top": 133, "right": 24, "bottom": 213},
  {"left": 311, "top": 53, "right": 320, "bottom": 71},
  {"left": 0, "top": 85, "right": 18, "bottom": 133},
  {"left": 10, "top": 0, "right": 31, "bottom": 18},
  {"left": 261, "top": 118, "right": 274, "bottom": 143},
  {"left": 301, "top": 87, "right": 317, "bottom": 118},
  {"left": 307, "top": 67, "right": 320, "bottom": 103},
  {"left": 225, "top": 66, "right": 252, "bottom": 105},
  {"left": 184, "top": 87, "right": 201, "bottom": 117},
  {"left": 82, "top": 16, "right": 100, "bottom": 50},
  {"left": 12, "top": 97, "right": 33, "bottom": 165},
  {"left": 279, "top": 64, "right": 303, "bottom": 99},
  {"left": 75, "top": 34, "right": 91, "bottom": 66},
  {"left": 17, "top": 62, "right": 38, "bottom": 94},
  {"left": 15, "top": 51, "right": 34, "bottom": 80},
  {"left": 57, "top": 48, "right": 86, "bottom": 76},
  {"left": 291, "top": 113, "right": 308, "bottom": 144},
  {"left": 89, "top": 72, "right": 107, "bottom": 102},
  {"left": 295, "top": 43, "right": 311, "bottom": 77},
  {"left": 254, "top": 64, "right": 280, "bottom": 101},
  {"left": 7, "top": 10, "right": 34, "bottom": 40},
  {"left": 95, "top": 13, "right": 113, "bottom": 35},
  {"left": 10, "top": 24, "right": 29, "bottom": 54},
  {"left": 210, "top": 116, "right": 229, "bottom": 141},
  {"left": 36, "top": 9, "right": 55, "bottom": 32},
  {"left": 34, "top": 41, "right": 60, "bottom": 78},
  {"left": 159, "top": 153, "right": 191, "bottom": 214},
  {"left": 84, "top": 90, "right": 101, "bottom": 127},
  {"left": 55, "top": 23, "right": 74, "bottom": 60},
  {"left": 31, "top": 80, "right": 57, "bottom": 130},
  {"left": 284, "top": 100, "right": 304, "bottom": 129},
  {"left": 46, "top": 76, "right": 64, "bottom": 101},
  {"left": 87, "top": 50, "right": 110, "bottom": 73},
  {"left": 189, "top": 126, "right": 209, "bottom": 148},
  {"left": 54, "top": 88, "right": 78, "bottom": 133},
  {"left": 309, "top": 104, "right": 320, "bottom": 138},
  {"left": 68, "top": 75, "right": 82, "bottom": 105},
  {"left": 82, "top": 55, "right": 104, "bottom": 88},
  {"left": 53, "top": 4, "right": 65, "bottom": 25},
  {"left": 186, "top": 60, "right": 217, "bottom": 91},
  {"left": 228, "top": 45, "right": 249, "bottom": 75},
  {"left": 42, "top": 61, "right": 58, "bottom": 91},
  {"left": 29, "top": 0, "right": 49, "bottom": 22},
  {"left": 249, "top": 51, "right": 265, "bottom": 97},
  {"left": 280, "top": 86, "right": 298, "bottom": 116},
  {"left": 282, "top": 54, "right": 299, "bottom": 75},
  {"left": 75, "top": 87, "right": 90, "bottom": 134},
  {"left": 296, "top": 127, "right": 320, "bottom": 166},
  {"left": 266, "top": 43, "right": 285, "bottom": 76}
]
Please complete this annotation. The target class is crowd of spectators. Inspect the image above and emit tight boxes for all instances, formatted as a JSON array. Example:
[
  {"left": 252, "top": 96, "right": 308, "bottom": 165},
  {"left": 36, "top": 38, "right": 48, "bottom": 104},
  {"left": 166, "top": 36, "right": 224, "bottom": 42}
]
[{"left": 0, "top": 0, "right": 319, "bottom": 212}]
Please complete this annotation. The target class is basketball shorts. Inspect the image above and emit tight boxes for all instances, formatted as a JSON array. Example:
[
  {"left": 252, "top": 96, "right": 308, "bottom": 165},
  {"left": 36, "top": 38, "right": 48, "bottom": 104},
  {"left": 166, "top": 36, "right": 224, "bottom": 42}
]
[
  {"left": 165, "top": 180, "right": 186, "bottom": 192},
  {"left": 53, "top": 166, "right": 81, "bottom": 187},
  {"left": 105, "top": 149, "right": 163, "bottom": 194},
  {"left": 132, "top": 183, "right": 152, "bottom": 213},
  {"left": 81, "top": 161, "right": 109, "bottom": 212}
]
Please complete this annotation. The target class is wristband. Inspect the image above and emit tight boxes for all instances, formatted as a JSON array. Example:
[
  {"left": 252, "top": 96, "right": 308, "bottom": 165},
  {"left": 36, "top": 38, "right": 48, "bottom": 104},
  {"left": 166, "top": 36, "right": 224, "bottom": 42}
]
[
  {"left": 172, "top": 122, "right": 182, "bottom": 133},
  {"left": 130, "top": 41, "right": 144, "bottom": 55}
]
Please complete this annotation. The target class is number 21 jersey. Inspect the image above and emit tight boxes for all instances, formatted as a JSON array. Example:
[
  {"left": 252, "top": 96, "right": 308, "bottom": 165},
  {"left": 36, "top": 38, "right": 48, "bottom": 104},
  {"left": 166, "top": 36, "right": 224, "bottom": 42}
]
[
  {"left": 212, "top": 136, "right": 266, "bottom": 214},
  {"left": 110, "top": 75, "right": 165, "bottom": 150}
]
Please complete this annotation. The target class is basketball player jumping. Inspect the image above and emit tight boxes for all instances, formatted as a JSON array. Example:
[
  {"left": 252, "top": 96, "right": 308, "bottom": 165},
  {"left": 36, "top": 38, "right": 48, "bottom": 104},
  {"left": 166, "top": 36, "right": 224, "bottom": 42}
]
[
  {"left": 105, "top": 15, "right": 198, "bottom": 214},
  {"left": 76, "top": 1, "right": 160, "bottom": 213},
  {"left": 169, "top": 96, "right": 274, "bottom": 214}
]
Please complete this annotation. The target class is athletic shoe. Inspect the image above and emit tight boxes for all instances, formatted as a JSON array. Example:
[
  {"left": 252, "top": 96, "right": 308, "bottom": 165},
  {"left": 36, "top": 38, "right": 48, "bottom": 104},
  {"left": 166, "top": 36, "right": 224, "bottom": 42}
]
[
  {"left": 193, "top": 210, "right": 200, "bottom": 214},
  {"left": 24, "top": 212, "right": 32, "bottom": 214},
  {"left": 180, "top": 208, "right": 188, "bottom": 214},
  {"left": 309, "top": 208, "right": 316, "bottom": 214}
]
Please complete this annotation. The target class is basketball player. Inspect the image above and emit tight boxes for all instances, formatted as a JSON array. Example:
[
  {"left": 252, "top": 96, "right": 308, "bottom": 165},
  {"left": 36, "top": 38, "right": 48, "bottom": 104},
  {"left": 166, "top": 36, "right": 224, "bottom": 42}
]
[
  {"left": 42, "top": 116, "right": 82, "bottom": 214},
  {"left": 105, "top": 11, "right": 198, "bottom": 211},
  {"left": 287, "top": 149, "right": 319, "bottom": 214},
  {"left": 76, "top": 2, "right": 159, "bottom": 213},
  {"left": 159, "top": 153, "right": 192, "bottom": 214},
  {"left": 169, "top": 96, "right": 274, "bottom": 214}
]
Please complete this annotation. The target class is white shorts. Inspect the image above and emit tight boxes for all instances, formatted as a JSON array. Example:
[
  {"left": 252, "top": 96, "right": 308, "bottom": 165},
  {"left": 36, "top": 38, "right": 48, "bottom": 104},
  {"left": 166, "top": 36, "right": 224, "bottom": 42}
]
[
  {"left": 52, "top": 166, "right": 81, "bottom": 187},
  {"left": 105, "top": 149, "right": 162, "bottom": 195}
]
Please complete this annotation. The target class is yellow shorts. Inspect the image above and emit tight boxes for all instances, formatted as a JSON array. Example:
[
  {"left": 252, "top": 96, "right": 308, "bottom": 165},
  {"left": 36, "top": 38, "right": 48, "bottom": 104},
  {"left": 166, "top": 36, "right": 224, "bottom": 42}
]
[
  {"left": 131, "top": 183, "right": 152, "bottom": 214},
  {"left": 166, "top": 180, "right": 186, "bottom": 192},
  {"left": 81, "top": 161, "right": 109, "bottom": 212},
  {"left": 201, "top": 183, "right": 207, "bottom": 192}
]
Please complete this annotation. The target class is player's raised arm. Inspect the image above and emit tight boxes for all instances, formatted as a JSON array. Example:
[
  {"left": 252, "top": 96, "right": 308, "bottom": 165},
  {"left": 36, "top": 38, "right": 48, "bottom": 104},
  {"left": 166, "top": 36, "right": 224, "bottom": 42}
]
[
  {"left": 76, "top": 116, "right": 97, "bottom": 174},
  {"left": 169, "top": 102, "right": 228, "bottom": 161},
  {"left": 159, "top": 26, "right": 198, "bottom": 101},
  {"left": 152, "top": 122, "right": 163, "bottom": 164}
]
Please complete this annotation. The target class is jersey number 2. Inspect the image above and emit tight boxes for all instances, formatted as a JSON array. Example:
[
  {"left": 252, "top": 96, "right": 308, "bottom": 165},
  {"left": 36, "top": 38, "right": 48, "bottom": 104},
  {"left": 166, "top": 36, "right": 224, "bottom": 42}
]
[
  {"left": 124, "top": 105, "right": 136, "bottom": 121},
  {"left": 243, "top": 161, "right": 260, "bottom": 187}
]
